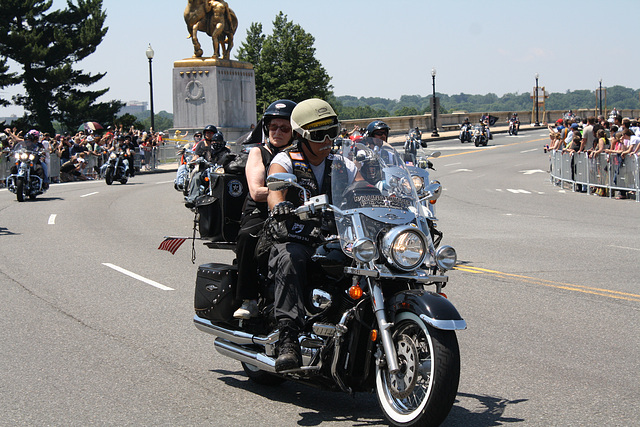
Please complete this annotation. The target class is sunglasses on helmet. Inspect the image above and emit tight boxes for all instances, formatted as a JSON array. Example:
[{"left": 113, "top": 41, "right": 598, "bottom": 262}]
[{"left": 301, "top": 124, "right": 340, "bottom": 143}]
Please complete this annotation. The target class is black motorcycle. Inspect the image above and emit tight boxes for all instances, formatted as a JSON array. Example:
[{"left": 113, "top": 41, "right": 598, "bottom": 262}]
[
  {"left": 193, "top": 139, "right": 464, "bottom": 426},
  {"left": 403, "top": 130, "right": 426, "bottom": 165},
  {"left": 508, "top": 120, "right": 519, "bottom": 136},
  {"left": 104, "top": 150, "right": 129, "bottom": 185},
  {"left": 6, "top": 148, "right": 46, "bottom": 201}
]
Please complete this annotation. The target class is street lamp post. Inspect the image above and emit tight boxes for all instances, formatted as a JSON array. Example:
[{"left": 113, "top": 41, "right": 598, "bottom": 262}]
[
  {"left": 431, "top": 68, "right": 439, "bottom": 137},
  {"left": 598, "top": 79, "right": 603, "bottom": 117},
  {"left": 534, "top": 72, "right": 540, "bottom": 126},
  {"left": 146, "top": 44, "right": 155, "bottom": 133}
]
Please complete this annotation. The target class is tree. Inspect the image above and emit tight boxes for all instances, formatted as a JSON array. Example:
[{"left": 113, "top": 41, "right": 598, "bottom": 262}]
[
  {"left": 236, "top": 12, "right": 333, "bottom": 115},
  {"left": 0, "top": 0, "right": 122, "bottom": 133}
]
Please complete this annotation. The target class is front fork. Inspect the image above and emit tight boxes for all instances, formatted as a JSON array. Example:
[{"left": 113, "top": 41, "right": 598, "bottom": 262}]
[{"left": 367, "top": 277, "right": 400, "bottom": 374}]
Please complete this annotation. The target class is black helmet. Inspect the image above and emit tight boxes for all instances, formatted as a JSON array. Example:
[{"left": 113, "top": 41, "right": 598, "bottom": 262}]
[
  {"left": 203, "top": 124, "right": 218, "bottom": 134},
  {"left": 365, "top": 120, "right": 390, "bottom": 138},
  {"left": 211, "top": 131, "right": 224, "bottom": 142},
  {"left": 262, "top": 99, "right": 297, "bottom": 133}
]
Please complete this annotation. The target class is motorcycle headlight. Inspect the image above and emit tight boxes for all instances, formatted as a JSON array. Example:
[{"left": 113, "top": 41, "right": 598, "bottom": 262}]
[
  {"left": 435, "top": 245, "right": 457, "bottom": 271},
  {"left": 411, "top": 175, "right": 424, "bottom": 193},
  {"left": 381, "top": 225, "right": 427, "bottom": 271},
  {"left": 214, "top": 167, "right": 225, "bottom": 174},
  {"left": 352, "top": 238, "right": 377, "bottom": 264},
  {"left": 28, "top": 153, "right": 35, "bottom": 161},
  {"left": 109, "top": 152, "right": 117, "bottom": 160},
  {"left": 19, "top": 152, "right": 28, "bottom": 161}
]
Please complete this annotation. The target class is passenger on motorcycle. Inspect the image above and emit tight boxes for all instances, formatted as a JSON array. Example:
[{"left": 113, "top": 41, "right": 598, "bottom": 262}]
[
  {"left": 233, "top": 99, "right": 297, "bottom": 320},
  {"left": 9, "top": 129, "right": 48, "bottom": 189},
  {"left": 184, "top": 125, "right": 231, "bottom": 208},
  {"left": 266, "top": 99, "right": 358, "bottom": 372}
]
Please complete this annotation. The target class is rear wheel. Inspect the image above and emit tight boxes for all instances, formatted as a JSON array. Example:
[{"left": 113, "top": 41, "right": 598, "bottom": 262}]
[
  {"left": 16, "top": 178, "right": 25, "bottom": 202},
  {"left": 241, "top": 362, "right": 285, "bottom": 386},
  {"left": 376, "top": 312, "right": 460, "bottom": 427}
]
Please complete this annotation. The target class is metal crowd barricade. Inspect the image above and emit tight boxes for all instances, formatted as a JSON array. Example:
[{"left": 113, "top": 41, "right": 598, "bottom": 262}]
[{"left": 549, "top": 151, "right": 639, "bottom": 201}]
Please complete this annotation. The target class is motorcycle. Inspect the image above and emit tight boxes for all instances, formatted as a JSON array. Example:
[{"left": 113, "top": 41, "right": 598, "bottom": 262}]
[
  {"left": 403, "top": 130, "right": 426, "bottom": 165},
  {"left": 193, "top": 138, "right": 464, "bottom": 426},
  {"left": 174, "top": 147, "right": 195, "bottom": 195},
  {"left": 411, "top": 151, "right": 443, "bottom": 248},
  {"left": 6, "top": 148, "right": 46, "bottom": 201},
  {"left": 471, "top": 124, "right": 488, "bottom": 147},
  {"left": 104, "top": 150, "right": 129, "bottom": 185},
  {"left": 458, "top": 123, "right": 472, "bottom": 143},
  {"left": 508, "top": 120, "right": 519, "bottom": 136}
]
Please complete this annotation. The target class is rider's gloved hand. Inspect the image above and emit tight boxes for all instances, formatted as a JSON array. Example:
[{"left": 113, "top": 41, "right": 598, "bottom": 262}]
[{"left": 271, "top": 201, "right": 295, "bottom": 220}]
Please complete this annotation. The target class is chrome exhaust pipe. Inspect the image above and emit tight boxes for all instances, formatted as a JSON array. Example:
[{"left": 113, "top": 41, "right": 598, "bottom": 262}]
[
  {"left": 213, "top": 338, "right": 277, "bottom": 373},
  {"left": 194, "top": 315, "right": 279, "bottom": 346}
]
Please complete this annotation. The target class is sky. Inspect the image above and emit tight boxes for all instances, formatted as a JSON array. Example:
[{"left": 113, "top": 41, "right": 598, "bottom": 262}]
[{"left": 1, "top": 0, "right": 638, "bottom": 118}]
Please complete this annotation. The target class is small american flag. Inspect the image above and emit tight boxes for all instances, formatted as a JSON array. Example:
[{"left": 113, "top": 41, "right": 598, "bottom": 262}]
[{"left": 158, "top": 237, "right": 187, "bottom": 255}]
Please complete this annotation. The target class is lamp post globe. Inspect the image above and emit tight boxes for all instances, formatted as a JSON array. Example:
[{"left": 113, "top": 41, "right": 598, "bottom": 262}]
[
  {"left": 146, "top": 44, "right": 155, "bottom": 133},
  {"left": 431, "top": 68, "right": 439, "bottom": 137}
]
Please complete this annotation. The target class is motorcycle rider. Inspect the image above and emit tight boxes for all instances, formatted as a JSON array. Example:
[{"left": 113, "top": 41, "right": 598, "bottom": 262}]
[
  {"left": 233, "top": 99, "right": 297, "bottom": 319},
  {"left": 509, "top": 113, "right": 520, "bottom": 133},
  {"left": 266, "top": 98, "right": 358, "bottom": 372},
  {"left": 9, "top": 129, "right": 48, "bottom": 189},
  {"left": 185, "top": 125, "right": 231, "bottom": 208},
  {"left": 120, "top": 135, "right": 136, "bottom": 177},
  {"left": 480, "top": 112, "right": 492, "bottom": 140},
  {"left": 365, "top": 120, "right": 390, "bottom": 143}
]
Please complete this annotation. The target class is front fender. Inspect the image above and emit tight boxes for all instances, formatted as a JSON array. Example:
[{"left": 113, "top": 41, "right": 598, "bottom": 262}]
[{"left": 387, "top": 289, "right": 466, "bottom": 331}]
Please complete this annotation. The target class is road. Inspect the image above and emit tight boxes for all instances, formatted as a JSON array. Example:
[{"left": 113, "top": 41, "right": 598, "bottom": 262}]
[{"left": 1, "top": 131, "right": 639, "bottom": 426}]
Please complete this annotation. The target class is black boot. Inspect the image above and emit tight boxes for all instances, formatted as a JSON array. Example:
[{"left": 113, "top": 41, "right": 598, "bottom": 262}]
[{"left": 275, "top": 320, "right": 301, "bottom": 372}]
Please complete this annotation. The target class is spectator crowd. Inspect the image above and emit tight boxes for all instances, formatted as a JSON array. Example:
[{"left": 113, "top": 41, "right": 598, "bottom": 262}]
[
  {"left": 1, "top": 125, "right": 165, "bottom": 185},
  {"left": 546, "top": 111, "right": 640, "bottom": 199}
]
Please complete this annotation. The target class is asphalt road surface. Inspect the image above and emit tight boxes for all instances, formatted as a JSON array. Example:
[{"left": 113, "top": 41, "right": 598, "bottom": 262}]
[{"left": 1, "top": 131, "right": 638, "bottom": 426}]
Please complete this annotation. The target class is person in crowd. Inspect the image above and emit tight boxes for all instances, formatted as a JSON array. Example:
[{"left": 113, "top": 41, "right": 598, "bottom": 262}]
[
  {"left": 579, "top": 117, "right": 596, "bottom": 153},
  {"left": 563, "top": 133, "right": 582, "bottom": 154},
  {"left": 184, "top": 125, "right": 231, "bottom": 208},
  {"left": 266, "top": 98, "right": 358, "bottom": 372},
  {"left": 589, "top": 129, "right": 610, "bottom": 158},
  {"left": 233, "top": 99, "right": 297, "bottom": 320},
  {"left": 59, "top": 155, "right": 88, "bottom": 182},
  {"left": 564, "top": 123, "right": 580, "bottom": 147}
]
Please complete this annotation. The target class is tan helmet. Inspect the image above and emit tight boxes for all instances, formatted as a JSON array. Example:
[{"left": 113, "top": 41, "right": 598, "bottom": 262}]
[{"left": 291, "top": 99, "right": 338, "bottom": 138}]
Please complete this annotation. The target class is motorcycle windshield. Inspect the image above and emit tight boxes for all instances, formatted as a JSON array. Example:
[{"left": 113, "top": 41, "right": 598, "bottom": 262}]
[{"left": 331, "top": 137, "right": 430, "bottom": 254}]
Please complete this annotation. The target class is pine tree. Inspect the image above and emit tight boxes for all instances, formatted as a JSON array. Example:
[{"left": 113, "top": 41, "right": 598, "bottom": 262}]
[
  {"left": 236, "top": 12, "right": 332, "bottom": 115},
  {"left": 0, "top": 0, "right": 122, "bottom": 133}
]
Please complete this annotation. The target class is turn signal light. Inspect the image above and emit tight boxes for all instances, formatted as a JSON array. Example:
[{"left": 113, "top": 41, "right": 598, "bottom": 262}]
[
  {"left": 438, "top": 292, "right": 448, "bottom": 299},
  {"left": 370, "top": 329, "right": 378, "bottom": 342},
  {"left": 204, "top": 176, "right": 209, "bottom": 182},
  {"left": 348, "top": 285, "right": 363, "bottom": 300},
  {"left": 430, "top": 199, "right": 437, "bottom": 205}
]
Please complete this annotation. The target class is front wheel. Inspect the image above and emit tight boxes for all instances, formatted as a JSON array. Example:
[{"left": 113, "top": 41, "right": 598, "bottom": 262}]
[
  {"left": 105, "top": 167, "right": 114, "bottom": 185},
  {"left": 473, "top": 137, "right": 480, "bottom": 147},
  {"left": 376, "top": 312, "right": 460, "bottom": 427},
  {"left": 16, "top": 178, "right": 25, "bottom": 202}
]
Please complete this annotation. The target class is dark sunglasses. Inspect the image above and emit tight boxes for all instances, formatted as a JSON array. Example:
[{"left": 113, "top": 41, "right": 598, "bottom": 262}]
[
  {"left": 303, "top": 125, "right": 340, "bottom": 143},
  {"left": 268, "top": 124, "right": 292, "bottom": 133}
]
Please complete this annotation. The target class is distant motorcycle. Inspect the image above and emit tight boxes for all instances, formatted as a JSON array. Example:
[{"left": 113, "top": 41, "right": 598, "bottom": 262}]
[
  {"left": 459, "top": 123, "right": 472, "bottom": 143},
  {"left": 174, "top": 147, "right": 194, "bottom": 195},
  {"left": 508, "top": 120, "right": 520, "bottom": 136},
  {"left": 403, "top": 129, "right": 426, "bottom": 165},
  {"left": 471, "top": 124, "right": 488, "bottom": 147},
  {"left": 104, "top": 151, "right": 129, "bottom": 185},
  {"left": 6, "top": 148, "right": 46, "bottom": 201}
]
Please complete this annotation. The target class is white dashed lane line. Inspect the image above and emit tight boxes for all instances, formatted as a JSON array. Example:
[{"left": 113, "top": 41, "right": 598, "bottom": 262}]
[
  {"left": 48, "top": 214, "right": 56, "bottom": 225},
  {"left": 102, "top": 263, "right": 174, "bottom": 291}
]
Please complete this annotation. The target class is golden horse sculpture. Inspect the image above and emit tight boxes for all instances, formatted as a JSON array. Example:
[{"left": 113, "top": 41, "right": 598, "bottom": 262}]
[{"left": 184, "top": 0, "right": 238, "bottom": 59}]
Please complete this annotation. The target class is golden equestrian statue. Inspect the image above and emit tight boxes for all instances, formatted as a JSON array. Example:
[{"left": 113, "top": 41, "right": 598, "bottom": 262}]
[{"left": 184, "top": 0, "right": 238, "bottom": 59}]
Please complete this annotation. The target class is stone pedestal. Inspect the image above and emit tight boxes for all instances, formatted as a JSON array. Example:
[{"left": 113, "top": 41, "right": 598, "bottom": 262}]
[{"left": 171, "top": 58, "right": 256, "bottom": 142}]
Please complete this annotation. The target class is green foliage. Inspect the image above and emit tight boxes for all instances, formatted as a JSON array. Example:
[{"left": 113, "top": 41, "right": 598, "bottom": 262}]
[
  {"left": 336, "top": 87, "right": 640, "bottom": 120},
  {"left": 0, "top": 0, "right": 121, "bottom": 134},
  {"left": 0, "top": 57, "right": 18, "bottom": 107},
  {"left": 236, "top": 12, "right": 333, "bottom": 116}
]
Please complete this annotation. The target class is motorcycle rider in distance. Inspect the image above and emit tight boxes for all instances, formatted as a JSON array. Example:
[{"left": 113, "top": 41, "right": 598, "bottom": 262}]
[
  {"left": 120, "top": 134, "right": 136, "bottom": 177},
  {"left": 184, "top": 125, "right": 231, "bottom": 208},
  {"left": 233, "top": 99, "right": 297, "bottom": 319},
  {"left": 9, "top": 129, "right": 48, "bottom": 189},
  {"left": 480, "top": 112, "right": 492, "bottom": 140},
  {"left": 509, "top": 113, "right": 520, "bottom": 134},
  {"left": 266, "top": 98, "right": 359, "bottom": 372}
]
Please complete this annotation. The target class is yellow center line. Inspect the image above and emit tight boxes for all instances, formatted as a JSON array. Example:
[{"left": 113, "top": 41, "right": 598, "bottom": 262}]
[{"left": 454, "top": 265, "right": 640, "bottom": 302}]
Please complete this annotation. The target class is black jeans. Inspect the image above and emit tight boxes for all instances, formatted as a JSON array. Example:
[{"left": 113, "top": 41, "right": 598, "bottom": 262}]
[
  {"left": 235, "top": 212, "right": 266, "bottom": 300},
  {"left": 268, "top": 242, "right": 315, "bottom": 329}
]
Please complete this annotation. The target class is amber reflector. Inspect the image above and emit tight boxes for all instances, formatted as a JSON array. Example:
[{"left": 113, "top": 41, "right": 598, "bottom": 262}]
[
  {"left": 349, "top": 285, "right": 363, "bottom": 300},
  {"left": 370, "top": 329, "right": 378, "bottom": 342}
]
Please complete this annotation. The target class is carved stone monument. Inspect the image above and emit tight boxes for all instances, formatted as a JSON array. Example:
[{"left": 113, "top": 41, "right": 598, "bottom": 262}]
[{"left": 172, "top": 1, "right": 256, "bottom": 142}]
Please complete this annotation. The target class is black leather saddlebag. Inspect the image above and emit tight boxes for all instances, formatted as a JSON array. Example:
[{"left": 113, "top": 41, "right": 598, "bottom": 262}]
[
  {"left": 197, "top": 173, "right": 248, "bottom": 243},
  {"left": 194, "top": 263, "right": 239, "bottom": 322}
]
